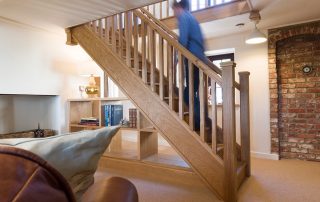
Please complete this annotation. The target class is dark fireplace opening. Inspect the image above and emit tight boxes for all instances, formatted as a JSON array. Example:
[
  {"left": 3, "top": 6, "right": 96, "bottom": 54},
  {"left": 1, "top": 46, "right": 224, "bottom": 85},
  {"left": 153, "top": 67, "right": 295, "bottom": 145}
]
[{"left": 0, "top": 94, "right": 59, "bottom": 138}]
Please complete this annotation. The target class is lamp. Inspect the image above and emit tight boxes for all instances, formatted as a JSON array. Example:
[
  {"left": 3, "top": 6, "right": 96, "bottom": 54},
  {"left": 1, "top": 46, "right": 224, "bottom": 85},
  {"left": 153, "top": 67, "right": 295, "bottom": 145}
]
[
  {"left": 85, "top": 74, "right": 99, "bottom": 97},
  {"left": 245, "top": 11, "right": 267, "bottom": 45}
]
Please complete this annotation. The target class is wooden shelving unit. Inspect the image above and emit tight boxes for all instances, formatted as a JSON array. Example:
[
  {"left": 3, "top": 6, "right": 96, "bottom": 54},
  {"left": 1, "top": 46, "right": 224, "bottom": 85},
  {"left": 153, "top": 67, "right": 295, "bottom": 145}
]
[
  {"left": 68, "top": 97, "right": 133, "bottom": 132},
  {"left": 67, "top": 97, "right": 161, "bottom": 164}
]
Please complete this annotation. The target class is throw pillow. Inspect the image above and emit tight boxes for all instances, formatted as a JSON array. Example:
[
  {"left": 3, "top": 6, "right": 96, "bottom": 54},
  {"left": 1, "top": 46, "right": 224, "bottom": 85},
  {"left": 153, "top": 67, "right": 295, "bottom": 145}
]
[{"left": 0, "top": 126, "right": 120, "bottom": 201}]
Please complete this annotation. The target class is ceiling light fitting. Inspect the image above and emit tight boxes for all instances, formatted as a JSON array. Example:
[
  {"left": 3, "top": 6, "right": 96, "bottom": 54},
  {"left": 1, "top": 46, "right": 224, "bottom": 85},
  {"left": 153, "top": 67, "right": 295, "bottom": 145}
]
[{"left": 245, "top": 11, "right": 267, "bottom": 45}]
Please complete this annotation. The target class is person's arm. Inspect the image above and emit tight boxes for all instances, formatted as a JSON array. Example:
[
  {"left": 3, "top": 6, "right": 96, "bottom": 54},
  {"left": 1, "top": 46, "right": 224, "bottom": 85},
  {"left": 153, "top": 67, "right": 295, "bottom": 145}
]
[{"left": 178, "top": 14, "right": 189, "bottom": 47}]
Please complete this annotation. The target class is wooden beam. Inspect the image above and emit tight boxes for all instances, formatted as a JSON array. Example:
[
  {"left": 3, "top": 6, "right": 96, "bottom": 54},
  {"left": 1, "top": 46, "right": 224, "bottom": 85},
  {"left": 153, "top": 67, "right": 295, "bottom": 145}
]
[
  {"left": 161, "top": 0, "right": 250, "bottom": 29},
  {"left": 65, "top": 28, "right": 78, "bottom": 45}
]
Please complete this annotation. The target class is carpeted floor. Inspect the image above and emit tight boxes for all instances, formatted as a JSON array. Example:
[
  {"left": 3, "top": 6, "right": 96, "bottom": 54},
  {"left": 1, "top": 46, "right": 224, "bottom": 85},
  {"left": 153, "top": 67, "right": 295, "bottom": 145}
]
[
  {"left": 238, "top": 158, "right": 320, "bottom": 202},
  {"left": 96, "top": 157, "right": 320, "bottom": 202}
]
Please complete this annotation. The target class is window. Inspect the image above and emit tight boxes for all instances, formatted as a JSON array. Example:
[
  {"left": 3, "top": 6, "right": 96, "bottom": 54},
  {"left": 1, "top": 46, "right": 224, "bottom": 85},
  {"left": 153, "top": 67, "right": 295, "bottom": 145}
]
[
  {"left": 190, "top": 0, "right": 235, "bottom": 11},
  {"left": 207, "top": 53, "right": 234, "bottom": 104}
]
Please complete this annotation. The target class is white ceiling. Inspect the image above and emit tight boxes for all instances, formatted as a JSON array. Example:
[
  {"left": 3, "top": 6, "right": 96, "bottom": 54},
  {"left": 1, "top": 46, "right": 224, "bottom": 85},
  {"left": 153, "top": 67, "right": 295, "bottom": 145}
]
[
  {"left": 0, "top": 0, "right": 161, "bottom": 34},
  {"left": 201, "top": 0, "right": 320, "bottom": 38},
  {"left": 0, "top": 0, "right": 320, "bottom": 38}
]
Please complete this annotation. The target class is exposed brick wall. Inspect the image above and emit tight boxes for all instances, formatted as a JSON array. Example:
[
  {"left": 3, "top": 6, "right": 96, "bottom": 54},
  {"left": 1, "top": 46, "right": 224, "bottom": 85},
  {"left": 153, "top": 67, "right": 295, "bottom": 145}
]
[{"left": 268, "top": 21, "right": 320, "bottom": 161}]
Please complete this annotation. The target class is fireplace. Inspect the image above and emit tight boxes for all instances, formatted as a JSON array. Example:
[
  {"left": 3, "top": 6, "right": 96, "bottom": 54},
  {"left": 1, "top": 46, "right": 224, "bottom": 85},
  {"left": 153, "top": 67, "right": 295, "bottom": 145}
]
[{"left": 0, "top": 94, "right": 59, "bottom": 137}]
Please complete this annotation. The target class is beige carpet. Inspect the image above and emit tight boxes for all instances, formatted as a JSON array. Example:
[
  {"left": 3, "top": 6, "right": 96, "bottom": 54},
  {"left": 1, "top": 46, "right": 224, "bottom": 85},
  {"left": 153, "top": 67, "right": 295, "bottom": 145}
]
[
  {"left": 95, "top": 164, "right": 219, "bottom": 202},
  {"left": 238, "top": 158, "right": 320, "bottom": 202},
  {"left": 95, "top": 157, "right": 320, "bottom": 202}
]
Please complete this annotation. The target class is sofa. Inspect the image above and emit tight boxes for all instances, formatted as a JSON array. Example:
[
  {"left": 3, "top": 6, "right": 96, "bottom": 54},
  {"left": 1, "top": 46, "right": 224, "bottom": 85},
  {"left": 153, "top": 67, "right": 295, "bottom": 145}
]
[{"left": 0, "top": 127, "right": 138, "bottom": 202}]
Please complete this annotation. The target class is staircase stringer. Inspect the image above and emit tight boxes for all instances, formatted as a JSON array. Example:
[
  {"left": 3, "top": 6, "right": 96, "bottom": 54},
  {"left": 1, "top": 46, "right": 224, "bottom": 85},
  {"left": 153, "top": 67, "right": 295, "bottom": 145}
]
[{"left": 70, "top": 25, "right": 225, "bottom": 199}]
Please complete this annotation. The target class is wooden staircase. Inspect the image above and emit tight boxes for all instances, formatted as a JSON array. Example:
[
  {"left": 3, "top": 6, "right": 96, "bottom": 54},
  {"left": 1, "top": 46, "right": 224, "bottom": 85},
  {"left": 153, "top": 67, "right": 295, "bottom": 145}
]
[{"left": 66, "top": 6, "right": 251, "bottom": 202}]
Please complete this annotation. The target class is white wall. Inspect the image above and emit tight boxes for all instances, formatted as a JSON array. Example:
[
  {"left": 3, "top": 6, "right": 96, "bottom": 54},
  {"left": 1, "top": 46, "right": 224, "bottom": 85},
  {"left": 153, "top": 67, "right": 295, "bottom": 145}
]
[
  {"left": 0, "top": 19, "right": 103, "bottom": 133},
  {"left": 206, "top": 31, "right": 273, "bottom": 157}
]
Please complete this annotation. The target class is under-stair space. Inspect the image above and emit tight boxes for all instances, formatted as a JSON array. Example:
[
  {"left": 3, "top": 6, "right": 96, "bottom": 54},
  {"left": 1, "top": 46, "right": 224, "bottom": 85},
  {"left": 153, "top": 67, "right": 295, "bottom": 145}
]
[{"left": 66, "top": 2, "right": 251, "bottom": 201}]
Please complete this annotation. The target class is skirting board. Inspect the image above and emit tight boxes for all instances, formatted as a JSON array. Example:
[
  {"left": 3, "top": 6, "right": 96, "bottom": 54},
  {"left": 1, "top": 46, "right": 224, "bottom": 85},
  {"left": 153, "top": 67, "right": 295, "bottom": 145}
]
[{"left": 251, "top": 151, "right": 279, "bottom": 160}]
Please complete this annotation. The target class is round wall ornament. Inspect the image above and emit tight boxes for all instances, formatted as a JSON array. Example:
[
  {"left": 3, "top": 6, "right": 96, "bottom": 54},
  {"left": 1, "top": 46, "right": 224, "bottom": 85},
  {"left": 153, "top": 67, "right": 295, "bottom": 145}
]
[{"left": 302, "top": 65, "right": 313, "bottom": 74}]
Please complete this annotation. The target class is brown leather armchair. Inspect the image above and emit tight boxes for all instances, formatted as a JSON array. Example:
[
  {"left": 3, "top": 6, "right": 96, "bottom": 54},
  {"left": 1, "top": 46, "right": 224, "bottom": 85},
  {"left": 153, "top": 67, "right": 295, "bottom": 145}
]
[{"left": 0, "top": 146, "right": 138, "bottom": 202}]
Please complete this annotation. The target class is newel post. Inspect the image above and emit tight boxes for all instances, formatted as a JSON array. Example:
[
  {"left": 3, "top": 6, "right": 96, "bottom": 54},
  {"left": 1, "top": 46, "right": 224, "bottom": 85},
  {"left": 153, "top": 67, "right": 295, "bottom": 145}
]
[
  {"left": 239, "top": 72, "right": 251, "bottom": 177},
  {"left": 221, "top": 61, "right": 237, "bottom": 202}
]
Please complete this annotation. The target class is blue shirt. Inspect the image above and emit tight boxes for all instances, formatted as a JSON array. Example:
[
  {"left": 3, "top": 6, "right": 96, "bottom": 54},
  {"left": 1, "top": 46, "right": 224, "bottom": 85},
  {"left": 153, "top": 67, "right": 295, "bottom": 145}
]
[{"left": 177, "top": 11, "right": 206, "bottom": 62}]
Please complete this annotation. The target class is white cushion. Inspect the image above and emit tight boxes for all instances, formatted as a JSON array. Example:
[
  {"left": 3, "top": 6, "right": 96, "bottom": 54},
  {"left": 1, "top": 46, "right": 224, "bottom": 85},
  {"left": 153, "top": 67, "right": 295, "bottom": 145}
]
[{"left": 0, "top": 126, "right": 120, "bottom": 200}]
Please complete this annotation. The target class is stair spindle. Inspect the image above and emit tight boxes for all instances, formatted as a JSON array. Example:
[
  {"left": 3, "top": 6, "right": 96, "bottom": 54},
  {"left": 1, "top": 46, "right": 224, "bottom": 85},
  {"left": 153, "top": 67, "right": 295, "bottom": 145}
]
[
  {"left": 92, "top": 21, "right": 97, "bottom": 33},
  {"left": 211, "top": 80, "right": 217, "bottom": 153},
  {"left": 160, "top": 2, "right": 163, "bottom": 19},
  {"left": 150, "top": 29, "right": 156, "bottom": 92},
  {"left": 147, "top": 26, "right": 151, "bottom": 66},
  {"left": 166, "top": 0, "right": 169, "bottom": 18},
  {"left": 205, "top": 0, "right": 209, "bottom": 8},
  {"left": 98, "top": 19, "right": 103, "bottom": 37},
  {"left": 118, "top": 13, "right": 123, "bottom": 58},
  {"left": 141, "top": 21, "right": 147, "bottom": 84},
  {"left": 159, "top": 35, "right": 164, "bottom": 100},
  {"left": 167, "top": 43, "right": 174, "bottom": 110},
  {"left": 178, "top": 52, "right": 184, "bottom": 119},
  {"left": 105, "top": 17, "right": 110, "bottom": 44},
  {"left": 188, "top": 0, "right": 192, "bottom": 11},
  {"left": 213, "top": 0, "right": 217, "bottom": 6},
  {"left": 188, "top": 60, "right": 195, "bottom": 130},
  {"left": 112, "top": 15, "right": 117, "bottom": 52},
  {"left": 125, "top": 12, "right": 132, "bottom": 67},
  {"left": 199, "top": 70, "right": 208, "bottom": 142},
  {"left": 133, "top": 14, "right": 139, "bottom": 75}
]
